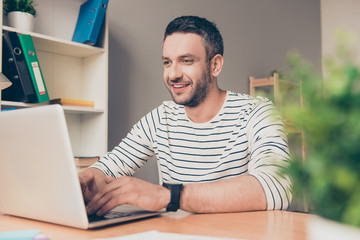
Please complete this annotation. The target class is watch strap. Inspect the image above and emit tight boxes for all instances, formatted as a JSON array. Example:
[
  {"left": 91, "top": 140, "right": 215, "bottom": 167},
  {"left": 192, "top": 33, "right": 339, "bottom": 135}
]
[{"left": 162, "top": 182, "right": 183, "bottom": 212}]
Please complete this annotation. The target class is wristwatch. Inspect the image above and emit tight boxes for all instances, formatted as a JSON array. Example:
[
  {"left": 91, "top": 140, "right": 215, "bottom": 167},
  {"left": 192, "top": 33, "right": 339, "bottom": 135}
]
[{"left": 162, "top": 182, "right": 183, "bottom": 212}]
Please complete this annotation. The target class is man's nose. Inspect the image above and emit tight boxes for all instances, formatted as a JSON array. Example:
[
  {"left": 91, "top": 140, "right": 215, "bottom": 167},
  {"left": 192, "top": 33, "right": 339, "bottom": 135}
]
[{"left": 168, "top": 63, "right": 183, "bottom": 81}]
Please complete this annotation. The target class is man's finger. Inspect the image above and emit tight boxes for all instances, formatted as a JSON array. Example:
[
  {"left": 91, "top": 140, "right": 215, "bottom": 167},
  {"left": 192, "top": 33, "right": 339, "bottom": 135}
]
[
  {"left": 105, "top": 175, "right": 116, "bottom": 184},
  {"left": 86, "top": 179, "right": 123, "bottom": 214}
]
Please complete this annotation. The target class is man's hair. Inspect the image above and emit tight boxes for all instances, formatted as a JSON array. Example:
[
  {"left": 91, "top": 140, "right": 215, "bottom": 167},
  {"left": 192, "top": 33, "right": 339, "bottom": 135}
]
[{"left": 164, "top": 16, "right": 224, "bottom": 60}]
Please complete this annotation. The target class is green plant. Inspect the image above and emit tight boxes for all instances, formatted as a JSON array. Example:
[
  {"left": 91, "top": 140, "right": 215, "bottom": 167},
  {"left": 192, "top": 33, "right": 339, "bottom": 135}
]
[
  {"left": 3, "top": 0, "right": 37, "bottom": 17},
  {"left": 284, "top": 31, "right": 360, "bottom": 227}
]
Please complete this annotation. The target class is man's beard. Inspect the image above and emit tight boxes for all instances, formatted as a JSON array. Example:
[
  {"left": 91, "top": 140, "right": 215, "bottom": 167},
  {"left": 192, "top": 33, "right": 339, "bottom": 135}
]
[{"left": 168, "top": 68, "right": 212, "bottom": 107}]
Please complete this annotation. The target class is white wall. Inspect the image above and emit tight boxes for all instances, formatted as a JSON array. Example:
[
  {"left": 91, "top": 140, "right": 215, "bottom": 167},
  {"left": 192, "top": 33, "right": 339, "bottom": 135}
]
[
  {"left": 321, "top": 0, "right": 360, "bottom": 63},
  {"left": 107, "top": 0, "right": 321, "bottom": 183}
]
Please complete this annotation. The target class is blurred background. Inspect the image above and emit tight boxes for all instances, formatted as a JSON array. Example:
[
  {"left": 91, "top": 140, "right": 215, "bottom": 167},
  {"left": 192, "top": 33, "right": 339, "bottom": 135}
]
[{"left": 106, "top": 0, "right": 359, "bottom": 183}]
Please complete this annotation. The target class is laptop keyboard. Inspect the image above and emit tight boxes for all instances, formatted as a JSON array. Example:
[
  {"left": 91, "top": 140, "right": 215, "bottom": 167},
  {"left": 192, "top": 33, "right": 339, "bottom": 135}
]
[{"left": 88, "top": 210, "right": 131, "bottom": 223}]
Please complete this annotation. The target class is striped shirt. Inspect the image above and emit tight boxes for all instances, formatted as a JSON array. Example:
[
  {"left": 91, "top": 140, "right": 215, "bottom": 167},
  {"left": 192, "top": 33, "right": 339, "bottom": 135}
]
[{"left": 92, "top": 91, "right": 292, "bottom": 210}]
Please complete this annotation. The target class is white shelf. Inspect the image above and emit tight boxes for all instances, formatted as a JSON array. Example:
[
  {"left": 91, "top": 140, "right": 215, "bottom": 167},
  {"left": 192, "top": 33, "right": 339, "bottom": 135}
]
[
  {"left": 1, "top": 0, "right": 109, "bottom": 156},
  {"left": 2, "top": 26, "right": 105, "bottom": 58},
  {"left": 1, "top": 101, "right": 104, "bottom": 114},
  {"left": 62, "top": 105, "right": 104, "bottom": 114}
]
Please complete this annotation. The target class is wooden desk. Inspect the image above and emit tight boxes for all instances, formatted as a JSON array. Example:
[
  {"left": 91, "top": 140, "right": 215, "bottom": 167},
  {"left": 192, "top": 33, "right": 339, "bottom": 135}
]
[{"left": 0, "top": 210, "right": 311, "bottom": 239}]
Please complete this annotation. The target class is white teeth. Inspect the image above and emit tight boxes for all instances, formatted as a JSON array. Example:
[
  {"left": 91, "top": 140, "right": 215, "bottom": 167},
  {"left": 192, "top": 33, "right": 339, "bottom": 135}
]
[{"left": 174, "top": 84, "right": 186, "bottom": 88}]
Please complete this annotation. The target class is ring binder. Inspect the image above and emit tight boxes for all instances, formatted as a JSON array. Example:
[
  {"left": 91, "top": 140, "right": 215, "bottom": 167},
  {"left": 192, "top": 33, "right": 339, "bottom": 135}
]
[
  {"left": 2, "top": 30, "right": 37, "bottom": 103},
  {"left": 17, "top": 34, "right": 50, "bottom": 103},
  {"left": 72, "top": 0, "right": 109, "bottom": 46}
]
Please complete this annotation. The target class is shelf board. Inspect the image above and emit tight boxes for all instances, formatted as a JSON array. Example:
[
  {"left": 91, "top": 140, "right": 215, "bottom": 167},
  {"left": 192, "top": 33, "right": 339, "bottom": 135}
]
[
  {"left": 2, "top": 26, "right": 105, "bottom": 58},
  {"left": 1, "top": 101, "right": 104, "bottom": 114},
  {"left": 62, "top": 105, "right": 104, "bottom": 114}
]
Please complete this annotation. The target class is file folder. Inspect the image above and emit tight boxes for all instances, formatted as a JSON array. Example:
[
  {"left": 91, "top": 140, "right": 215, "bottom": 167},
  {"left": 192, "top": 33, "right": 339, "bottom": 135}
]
[
  {"left": 72, "top": 0, "right": 109, "bottom": 45},
  {"left": 2, "top": 30, "right": 37, "bottom": 103},
  {"left": 17, "top": 34, "right": 49, "bottom": 103},
  {"left": 49, "top": 98, "right": 95, "bottom": 107}
]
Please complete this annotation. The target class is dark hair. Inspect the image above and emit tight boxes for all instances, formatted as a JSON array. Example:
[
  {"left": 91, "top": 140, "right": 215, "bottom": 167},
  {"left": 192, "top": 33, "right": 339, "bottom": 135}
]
[{"left": 164, "top": 16, "right": 224, "bottom": 60}]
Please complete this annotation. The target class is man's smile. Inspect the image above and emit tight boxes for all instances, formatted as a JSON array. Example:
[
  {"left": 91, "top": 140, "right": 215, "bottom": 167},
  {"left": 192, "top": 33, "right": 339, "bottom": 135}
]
[{"left": 170, "top": 83, "right": 191, "bottom": 93}]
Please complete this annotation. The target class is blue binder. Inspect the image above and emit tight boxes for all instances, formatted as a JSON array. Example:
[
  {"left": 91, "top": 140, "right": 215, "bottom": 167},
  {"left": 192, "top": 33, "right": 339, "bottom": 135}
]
[{"left": 72, "top": 0, "right": 109, "bottom": 45}]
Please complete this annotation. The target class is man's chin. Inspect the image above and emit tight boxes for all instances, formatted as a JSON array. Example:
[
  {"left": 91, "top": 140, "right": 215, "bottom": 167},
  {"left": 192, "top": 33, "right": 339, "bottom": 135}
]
[
  {"left": 169, "top": 90, "right": 199, "bottom": 107},
  {"left": 173, "top": 97, "right": 199, "bottom": 107},
  {"left": 171, "top": 94, "right": 191, "bottom": 106},
  {"left": 172, "top": 98, "right": 189, "bottom": 106}
]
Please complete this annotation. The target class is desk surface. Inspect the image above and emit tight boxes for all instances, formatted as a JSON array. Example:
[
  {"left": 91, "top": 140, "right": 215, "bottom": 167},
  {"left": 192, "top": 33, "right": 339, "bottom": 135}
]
[{"left": 0, "top": 210, "right": 310, "bottom": 240}]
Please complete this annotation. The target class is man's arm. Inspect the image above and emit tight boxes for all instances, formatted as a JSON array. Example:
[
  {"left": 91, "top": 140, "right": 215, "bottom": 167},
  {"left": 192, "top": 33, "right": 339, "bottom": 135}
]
[
  {"left": 246, "top": 97, "right": 292, "bottom": 210},
  {"left": 85, "top": 175, "right": 171, "bottom": 216},
  {"left": 85, "top": 173, "right": 265, "bottom": 215},
  {"left": 180, "top": 175, "right": 266, "bottom": 213}
]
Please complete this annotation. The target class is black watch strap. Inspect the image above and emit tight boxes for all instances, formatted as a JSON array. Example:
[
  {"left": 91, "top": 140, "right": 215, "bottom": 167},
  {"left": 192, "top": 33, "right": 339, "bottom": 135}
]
[{"left": 162, "top": 182, "right": 183, "bottom": 212}]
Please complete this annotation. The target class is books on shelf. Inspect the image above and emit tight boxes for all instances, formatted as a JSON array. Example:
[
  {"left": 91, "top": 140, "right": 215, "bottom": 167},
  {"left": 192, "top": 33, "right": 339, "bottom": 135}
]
[
  {"left": 50, "top": 98, "right": 95, "bottom": 107},
  {"left": 1, "top": 97, "right": 97, "bottom": 111},
  {"left": 74, "top": 156, "right": 100, "bottom": 171},
  {"left": 1, "top": 30, "right": 49, "bottom": 103},
  {"left": 72, "top": 0, "right": 109, "bottom": 46}
]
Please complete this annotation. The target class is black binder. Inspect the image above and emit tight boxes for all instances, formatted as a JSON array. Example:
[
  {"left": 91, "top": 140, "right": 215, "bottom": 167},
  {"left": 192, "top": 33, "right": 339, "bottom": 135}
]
[{"left": 2, "top": 30, "right": 37, "bottom": 103}]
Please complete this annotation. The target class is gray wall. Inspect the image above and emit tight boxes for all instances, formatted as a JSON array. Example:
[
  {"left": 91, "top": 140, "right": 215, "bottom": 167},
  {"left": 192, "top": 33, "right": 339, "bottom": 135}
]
[{"left": 107, "top": 0, "right": 321, "bottom": 184}]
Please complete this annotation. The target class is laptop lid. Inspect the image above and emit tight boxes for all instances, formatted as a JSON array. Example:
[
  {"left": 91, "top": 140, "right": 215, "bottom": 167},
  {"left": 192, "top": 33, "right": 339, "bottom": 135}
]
[
  {"left": 0, "top": 105, "right": 162, "bottom": 229},
  {"left": 0, "top": 105, "right": 89, "bottom": 228}
]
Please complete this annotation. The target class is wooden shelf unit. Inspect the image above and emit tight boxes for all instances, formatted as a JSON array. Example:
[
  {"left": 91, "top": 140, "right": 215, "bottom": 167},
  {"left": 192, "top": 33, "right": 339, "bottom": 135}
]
[{"left": 249, "top": 73, "right": 308, "bottom": 212}]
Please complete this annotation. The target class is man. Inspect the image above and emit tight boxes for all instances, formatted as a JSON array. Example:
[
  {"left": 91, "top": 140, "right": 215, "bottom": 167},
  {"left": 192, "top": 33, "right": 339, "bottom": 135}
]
[{"left": 80, "top": 16, "right": 292, "bottom": 216}]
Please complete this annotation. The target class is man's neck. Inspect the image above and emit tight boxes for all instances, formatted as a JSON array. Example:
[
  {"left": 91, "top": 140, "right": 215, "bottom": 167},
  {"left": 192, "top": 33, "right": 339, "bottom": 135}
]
[{"left": 185, "top": 88, "right": 227, "bottom": 124}]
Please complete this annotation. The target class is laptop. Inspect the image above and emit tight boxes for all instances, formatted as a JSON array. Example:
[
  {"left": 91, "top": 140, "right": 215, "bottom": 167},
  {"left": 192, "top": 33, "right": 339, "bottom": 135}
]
[{"left": 0, "top": 105, "right": 163, "bottom": 229}]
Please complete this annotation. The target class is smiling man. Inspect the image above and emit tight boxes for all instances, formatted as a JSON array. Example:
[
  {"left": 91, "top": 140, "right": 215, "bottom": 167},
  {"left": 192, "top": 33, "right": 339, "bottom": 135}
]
[
  {"left": 162, "top": 31, "right": 225, "bottom": 123},
  {"left": 80, "top": 16, "right": 292, "bottom": 216}
]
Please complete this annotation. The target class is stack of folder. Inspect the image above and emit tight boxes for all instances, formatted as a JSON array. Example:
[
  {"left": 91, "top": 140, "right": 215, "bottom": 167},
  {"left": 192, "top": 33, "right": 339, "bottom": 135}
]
[
  {"left": 50, "top": 98, "right": 95, "bottom": 108},
  {"left": 72, "top": 0, "right": 109, "bottom": 46},
  {"left": 74, "top": 156, "right": 100, "bottom": 172},
  {"left": 2, "top": 30, "right": 49, "bottom": 103}
]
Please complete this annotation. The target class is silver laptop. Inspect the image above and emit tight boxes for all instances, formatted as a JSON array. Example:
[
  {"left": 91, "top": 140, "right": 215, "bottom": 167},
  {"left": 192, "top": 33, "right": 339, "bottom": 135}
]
[{"left": 0, "top": 105, "right": 163, "bottom": 229}]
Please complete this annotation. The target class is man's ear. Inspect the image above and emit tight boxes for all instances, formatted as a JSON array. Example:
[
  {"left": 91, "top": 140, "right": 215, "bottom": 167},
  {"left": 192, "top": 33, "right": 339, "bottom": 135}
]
[{"left": 210, "top": 54, "right": 224, "bottom": 78}]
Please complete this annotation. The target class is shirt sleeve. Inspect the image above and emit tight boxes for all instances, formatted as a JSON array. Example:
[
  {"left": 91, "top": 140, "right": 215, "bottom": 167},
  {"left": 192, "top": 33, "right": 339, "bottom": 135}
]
[
  {"left": 246, "top": 97, "right": 292, "bottom": 210},
  {"left": 90, "top": 108, "right": 159, "bottom": 177}
]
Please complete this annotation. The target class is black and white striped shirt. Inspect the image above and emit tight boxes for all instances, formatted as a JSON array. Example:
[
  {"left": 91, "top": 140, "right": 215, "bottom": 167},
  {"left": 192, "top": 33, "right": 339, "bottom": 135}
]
[{"left": 92, "top": 91, "right": 292, "bottom": 210}]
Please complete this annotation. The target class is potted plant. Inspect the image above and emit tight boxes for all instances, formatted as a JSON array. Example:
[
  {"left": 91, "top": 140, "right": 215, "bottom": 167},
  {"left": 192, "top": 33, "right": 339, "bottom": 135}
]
[
  {"left": 284, "top": 31, "right": 360, "bottom": 239},
  {"left": 3, "top": 0, "right": 37, "bottom": 32}
]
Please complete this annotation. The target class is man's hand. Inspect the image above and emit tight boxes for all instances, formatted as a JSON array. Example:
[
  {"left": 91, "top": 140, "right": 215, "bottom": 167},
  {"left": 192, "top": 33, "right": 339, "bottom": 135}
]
[
  {"left": 78, "top": 168, "right": 107, "bottom": 203},
  {"left": 86, "top": 176, "right": 170, "bottom": 216}
]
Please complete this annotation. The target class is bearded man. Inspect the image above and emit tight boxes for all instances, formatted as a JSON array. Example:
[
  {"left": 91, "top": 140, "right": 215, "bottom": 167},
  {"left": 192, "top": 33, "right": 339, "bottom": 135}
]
[{"left": 80, "top": 16, "right": 292, "bottom": 216}]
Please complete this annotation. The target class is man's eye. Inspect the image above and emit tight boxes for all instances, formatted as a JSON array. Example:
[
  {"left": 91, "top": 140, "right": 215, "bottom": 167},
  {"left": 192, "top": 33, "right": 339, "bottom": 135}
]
[
  {"left": 163, "top": 61, "right": 171, "bottom": 66},
  {"left": 182, "top": 59, "right": 194, "bottom": 64}
]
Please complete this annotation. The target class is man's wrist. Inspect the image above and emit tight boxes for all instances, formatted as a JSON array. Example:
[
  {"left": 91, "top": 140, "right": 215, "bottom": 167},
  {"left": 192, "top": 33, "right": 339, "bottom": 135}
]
[{"left": 162, "top": 182, "right": 183, "bottom": 212}]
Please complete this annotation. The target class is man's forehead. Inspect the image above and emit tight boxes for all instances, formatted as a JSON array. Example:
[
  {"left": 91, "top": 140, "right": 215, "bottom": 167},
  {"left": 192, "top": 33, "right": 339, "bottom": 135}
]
[{"left": 162, "top": 33, "right": 206, "bottom": 58}]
